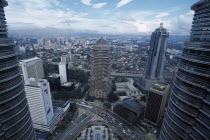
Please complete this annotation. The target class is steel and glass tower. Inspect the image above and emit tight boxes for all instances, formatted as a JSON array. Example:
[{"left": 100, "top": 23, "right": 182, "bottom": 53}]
[
  {"left": 159, "top": 0, "right": 210, "bottom": 140},
  {"left": 90, "top": 38, "right": 111, "bottom": 99},
  {"left": 145, "top": 23, "right": 169, "bottom": 80},
  {"left": 0, "top": 0, "right": 36, "bottom": 139}
]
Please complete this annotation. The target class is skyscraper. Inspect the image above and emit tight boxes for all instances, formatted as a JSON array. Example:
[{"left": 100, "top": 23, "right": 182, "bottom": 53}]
[
  {"left": 58, "top": 62, "right": 68, "bottom": 85},
  {"left": 159, "top": 0, "right": 210, "bottom": 140},
  {"left": 145, "top": 23, "right": 169, "bottom": 80},
  {"left": 144, "top": 83, "right": 170, "bottom": 126},
  {"left": 0, "top": 0, "right": 35, "bottom": 139},
  {"left": 90, "top": 38, "right": 111, "bottom": 99},
  {"left": 138, "top": 24, "right": 169, "bottom": 92},
  {"left": 25, "top": 78, "right": 57, "bottom": 133}
]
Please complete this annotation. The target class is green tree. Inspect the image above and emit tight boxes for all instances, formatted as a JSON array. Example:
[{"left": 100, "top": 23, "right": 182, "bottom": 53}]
[
  {"left": 107, "top": 93, "right": 119, "bottom": 103},
  {"left": 104, "top": 103, "right": 111, "bottom": 109}
]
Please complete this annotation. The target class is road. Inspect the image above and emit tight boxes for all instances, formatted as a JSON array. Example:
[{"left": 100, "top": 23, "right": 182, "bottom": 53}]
[{"left": 55, "top": 101, "right": 146, "bottom": 140}]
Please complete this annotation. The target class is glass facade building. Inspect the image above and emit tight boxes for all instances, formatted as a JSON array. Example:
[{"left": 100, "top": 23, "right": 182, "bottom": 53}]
[
  {"left": 159, "top": 0, "right": 210, "bottom": 140},
  {"left": 0, "top": 0, "right": 36, "bottom": 139}
]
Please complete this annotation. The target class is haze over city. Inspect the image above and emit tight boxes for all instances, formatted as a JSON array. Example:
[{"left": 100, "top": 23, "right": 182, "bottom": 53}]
[{"left": 6, "top": 0, "right": 197, "bottom": 35}]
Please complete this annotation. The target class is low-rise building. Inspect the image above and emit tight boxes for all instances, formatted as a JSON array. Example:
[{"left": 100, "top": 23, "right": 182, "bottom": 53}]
[
  {"left": 77, "top": 125, "right": 118, "bottom": 140},
  {"left": 116, "top": 78, "right": 142, "bottom": 100}
]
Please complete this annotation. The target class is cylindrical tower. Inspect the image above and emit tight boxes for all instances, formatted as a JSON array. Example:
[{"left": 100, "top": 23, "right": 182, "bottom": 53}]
[
  {"left": 0, "top": 0, "right": 36, "bottom": 139},
  {"left": 159, "top": 0, "right": 210, "bottom": 140}
]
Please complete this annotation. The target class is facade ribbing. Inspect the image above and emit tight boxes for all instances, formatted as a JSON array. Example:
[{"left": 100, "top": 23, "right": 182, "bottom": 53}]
[
  {"left": 159, "top": 0, "right": 210, "bottom": 140},
  {"left": 0, "top": 0, "right": 36, "bottom": 139},
  {"left": 90, "top": 38, "right": 111, "bottom": 99}
]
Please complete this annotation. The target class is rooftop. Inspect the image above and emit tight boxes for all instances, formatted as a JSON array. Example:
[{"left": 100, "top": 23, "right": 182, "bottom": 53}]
[
  {"left": 96, "top": 37, "right": 107, "bottom": 45},
  {"left": 20, "top": 57, "right": 41, "bottom": 63}
]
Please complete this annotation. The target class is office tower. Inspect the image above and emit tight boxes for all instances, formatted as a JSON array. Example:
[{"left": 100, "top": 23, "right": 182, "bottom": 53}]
[
  {"left": 61, "top": 55, "right": 68, "bottom": 63},
  {"left": 159, "top": 0, "right": 210, "bottom": 140},
  {"left": 25, "top": 78, "right": 56, "bottom": 132},
  {"left": 0, "top": 0, "right": 35, "bottom": 139},
  {"left": 144, "top": 83, "right": 169, "bottom": 126},
  {"left": 145, "top": 23, "right": 169, "bottom": 80},
  {"left": 90, "top": 38, "right": 111, "bottom": 99},
  {"left": 59, "top": 62, "right": 67, "bottom": 84},
  {"left": 19, "top": 57, "right": 45, "bottom": 83}
]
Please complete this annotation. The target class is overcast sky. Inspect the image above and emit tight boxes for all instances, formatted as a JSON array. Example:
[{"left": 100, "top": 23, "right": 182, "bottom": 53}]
[{"left": 6, "top": 0, "right": 198, "bottom": 35}]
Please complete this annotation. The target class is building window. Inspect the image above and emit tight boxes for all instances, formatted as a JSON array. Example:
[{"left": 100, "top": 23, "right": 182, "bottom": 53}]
[{"left": 47, "top": 108, "right": 51, "bottom": 114}]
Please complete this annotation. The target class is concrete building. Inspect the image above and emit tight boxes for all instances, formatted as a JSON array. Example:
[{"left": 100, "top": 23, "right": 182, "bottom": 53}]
[
  {"left": 25, "top": 78, "right": 62, "bottom": 133},
  {"left": 0, "top": 0, "right": 36, "bottom": 139},
  {"left": 145, "top": 23, "right": 169, "bottom": 80},
  {"left": 144, "top": 83, "right": 169, "bottom": 126},
  {"left": 116, "top": 78, "right": 142, "bottom": 100},
  {"left": 90, "top": 38, "right": 111, "bottom": 99},
  {"left": 58, "top": 62, "right": 67, "bottom": 85},
  {"left": 159, "top": 1, "right": 210, "bottom": 139},
  {"left": 77, "top": 125, "right": 118, "bottom": 140},
  {"left": 19, "top": 57, "right": 44, "bottom": 83},
  {"left": 61, "top": 55, "right": 68, "bottom": 63}
]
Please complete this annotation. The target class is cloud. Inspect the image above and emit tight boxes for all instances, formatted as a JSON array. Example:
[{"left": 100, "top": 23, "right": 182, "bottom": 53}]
[
  {"left": 156, "top": 12, "right": 170, "bottom": 18},
  {"left": 5, "top": 0, "right": 194, "bottom": 35},
  {"left": 92, "top": 3, "right": 107, "bottom": 8},
  {"left": 117, "top": 0, "right": 133, "bottom": 8},
  {"left": 80, "top": 0, "right": 106, "bottom": 8},
  {"left": 81, "top": 0, "right": 91, "bottom": 5}
]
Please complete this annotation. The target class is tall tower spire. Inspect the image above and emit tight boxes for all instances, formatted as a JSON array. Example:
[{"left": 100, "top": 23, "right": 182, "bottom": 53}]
[
  {"left": 0, "top": 0, "right": 36, "bottom": 139},
  {"left": 145, "top": 23, "right": 169, "bottom": 80},
  {"left": 159, "top": 0, "right": 210, "bottom": 140}
]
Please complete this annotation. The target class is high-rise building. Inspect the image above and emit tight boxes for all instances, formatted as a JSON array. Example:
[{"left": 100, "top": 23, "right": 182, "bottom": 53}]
[
  {"left": 90, "top": 38, "right": 111, "bottom": 99},
  {"left": 145, "top": 23, "right": 169, "bottom": 80},
  {"left": 159, "top": 1, "right": 210, "bottom": 140},
  {"left": 19, "top": 57, "right": 45, "bottom": 83},
  {"left": 0, "top": 0, "right": 35, "bottom": 139},
  {"left": 138, "top": 24, "right": 169, "bottom": 92},
  {"left": 144, "top": 83, "right": 170, "bottom": 126},
  {"left": 58, "top": 62, "right": 67, "bottom": 85},
  {"left": 25, "top": 78, "right": 59, "bottom": 133}
]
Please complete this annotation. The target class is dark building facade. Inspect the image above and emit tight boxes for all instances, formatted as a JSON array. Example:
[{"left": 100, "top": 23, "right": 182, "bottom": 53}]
[
  {"left": 144, "top": 83, "right": 169, "bottom": 126},
  {"left": 159, "top": 0, "right": 210, "bottom": 140},
  {"left": 0, "top": 0, "right": 36, "bottom": 139}
]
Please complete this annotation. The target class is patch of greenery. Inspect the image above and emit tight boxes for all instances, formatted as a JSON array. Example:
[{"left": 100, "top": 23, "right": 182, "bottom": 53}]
[
  {"left": 103, "top": 103, "right": 111, "bottom": 109},
  {"left": 67, "top": 69, "right": 90, "bottom": 84},
  {"left": 107, "top": 93, "right": 119, "bottom": 103},
  {"left": 52, "top": 90, "right": 85, "bottom": 100}
]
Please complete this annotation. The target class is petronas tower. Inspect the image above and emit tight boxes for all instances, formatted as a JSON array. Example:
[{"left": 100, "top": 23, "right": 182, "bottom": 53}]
[{"left": 0, "top": 0, "right": 36, "bottom": 139}]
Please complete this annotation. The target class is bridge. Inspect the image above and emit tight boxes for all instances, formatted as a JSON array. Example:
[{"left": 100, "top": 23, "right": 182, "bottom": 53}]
[{"left": 111, "top": 72, "right": 143, "bottom": 78}]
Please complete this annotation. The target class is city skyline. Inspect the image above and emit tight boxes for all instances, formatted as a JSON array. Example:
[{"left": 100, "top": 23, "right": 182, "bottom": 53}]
[{"left": 6, "top": 0, "right": 197, "bottom": 35}]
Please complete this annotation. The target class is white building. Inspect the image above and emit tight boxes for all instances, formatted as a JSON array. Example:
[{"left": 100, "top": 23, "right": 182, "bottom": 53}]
[
  {"left": 77, "top": 125, "right": 118, "bottom": 140},
  {"left": 19, "top": 57, "right": 45, "bottom": 84},
  {"left": 116, "top": 79, "right": 142, "bottom": 100},
  {"left": 59, "top": 62, "right": 67, "bottom": 84},
  {"left": 25, "top": 78, "right": 62, "bottom": 133}
]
